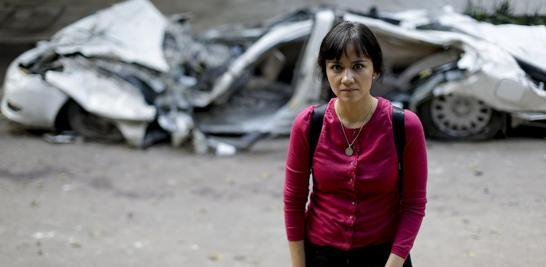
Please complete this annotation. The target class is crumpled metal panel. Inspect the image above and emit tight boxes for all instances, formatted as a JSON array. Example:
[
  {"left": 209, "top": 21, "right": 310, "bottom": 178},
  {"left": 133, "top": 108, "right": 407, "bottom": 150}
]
[
  {"left": 45, "top": 58, "right": 156, "bottom": 121},
  {"left": 1, "top": 59, "right": 68, "bottom": 128},
  {"left": 433, "top": 8, "right": 546, "bottom": 73},
  {"left": 344, "top": 12, "right": 546, "bottom": 113},
  {"left": 50, "top": 0, "right": 169, "bottom": 72},
  {"left": 390, "top": 7, "right": 546, "bottom": 72},
  {"left": 114, "top": 121, "right": 149, "bottom": 147},
  {"left": 267, "top": 9, "right": 336, "bottom": 134},
  {"left": 190, "top": 20, "right": 313, "bottom": 108},
  {"left": 158, "top": 112, "right": 194, "bottom": 147}
]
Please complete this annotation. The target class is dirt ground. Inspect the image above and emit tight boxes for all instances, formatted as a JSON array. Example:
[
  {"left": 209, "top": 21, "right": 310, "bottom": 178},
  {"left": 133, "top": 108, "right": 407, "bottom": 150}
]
[{"left": 0, "top": 116, "right": 545, "bottom": 267}]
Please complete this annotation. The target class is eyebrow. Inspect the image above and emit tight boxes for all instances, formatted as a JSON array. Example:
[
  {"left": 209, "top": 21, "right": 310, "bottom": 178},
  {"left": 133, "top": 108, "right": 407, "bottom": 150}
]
[
  {"left": 351, "top": 59, "right": 368, "bottom": 64},
  {"left": 326, "top": 59, "right": 369, "bottom": 64}
]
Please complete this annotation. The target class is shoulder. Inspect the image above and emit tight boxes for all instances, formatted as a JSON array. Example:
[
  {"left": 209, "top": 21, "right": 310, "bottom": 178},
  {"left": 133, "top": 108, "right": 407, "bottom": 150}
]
[
  {"left": 379, "top": 97, "right": 424, "bottom": 140},
  {"left": 288, "top": 105, "right": 317, "bottom": 148},
  {"left": 403, "top": 109, "right": 423, "bottom": 130},
  {"left": 294, "top": 105, "right": 315, "bottom": 126},
  {"left": 291, "top": 105, "right": 315, "bottom": 134},
  {"left": 403, "top": 109, "right": 425, "bottom": 142}
]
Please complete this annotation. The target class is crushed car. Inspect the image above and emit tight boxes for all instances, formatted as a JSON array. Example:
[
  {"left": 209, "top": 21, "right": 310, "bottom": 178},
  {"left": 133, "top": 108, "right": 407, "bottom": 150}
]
[{"left": 1, "top": 0, "right": 546, "bottom": 153}]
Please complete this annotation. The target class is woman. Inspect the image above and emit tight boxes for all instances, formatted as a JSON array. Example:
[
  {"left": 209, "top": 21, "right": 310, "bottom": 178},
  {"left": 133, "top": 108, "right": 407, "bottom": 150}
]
[{"left": 284, "top": 21, "right": 427, "bottom": 267}]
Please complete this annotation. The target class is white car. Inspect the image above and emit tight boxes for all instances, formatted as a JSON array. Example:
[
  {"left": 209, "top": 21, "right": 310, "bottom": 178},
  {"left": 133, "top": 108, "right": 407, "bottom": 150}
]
[{"left": 2, "top": 0, "right": 545, "bottom": 150}]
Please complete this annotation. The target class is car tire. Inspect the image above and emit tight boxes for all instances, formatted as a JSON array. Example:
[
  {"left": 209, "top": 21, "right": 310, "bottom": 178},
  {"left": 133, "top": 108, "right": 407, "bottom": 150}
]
[
  {"left": 418, "top": 94, "right": 506, "bottom": 140},
  {"left": 66, "top": 101, "right": 124, "bottom": 142}
]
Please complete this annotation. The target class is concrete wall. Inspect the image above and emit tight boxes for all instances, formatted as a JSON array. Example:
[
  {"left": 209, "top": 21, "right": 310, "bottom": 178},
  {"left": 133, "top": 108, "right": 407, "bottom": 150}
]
[
  {"left": 1, "top": 0, "right": 544, "bottom": 41},
  {"left": 168, "top": 0, "right": 546, "bottom": 32}
]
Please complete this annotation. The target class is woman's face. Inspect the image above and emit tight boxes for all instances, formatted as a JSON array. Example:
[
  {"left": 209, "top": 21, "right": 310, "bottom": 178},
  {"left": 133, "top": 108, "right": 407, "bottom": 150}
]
[{"left": 325, "top": 45, "right": 375, "bottom": 104}]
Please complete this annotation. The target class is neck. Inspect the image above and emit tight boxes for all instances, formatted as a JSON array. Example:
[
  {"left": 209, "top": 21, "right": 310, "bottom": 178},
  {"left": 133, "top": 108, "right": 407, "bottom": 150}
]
[{"left": 335, "top": 96, "right": 377, "bottom": 128}]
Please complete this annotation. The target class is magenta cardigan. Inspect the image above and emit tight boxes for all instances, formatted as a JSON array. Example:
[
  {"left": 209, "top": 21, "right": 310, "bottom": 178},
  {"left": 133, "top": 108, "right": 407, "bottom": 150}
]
[{"left": 284, "top": 97, "right": 427, "bottom": 259}]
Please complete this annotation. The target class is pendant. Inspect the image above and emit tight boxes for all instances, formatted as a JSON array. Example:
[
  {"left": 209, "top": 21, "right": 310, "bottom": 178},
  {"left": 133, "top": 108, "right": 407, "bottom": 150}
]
[{"left": 345, "top": 146, "right": 353, "bottom": 156}]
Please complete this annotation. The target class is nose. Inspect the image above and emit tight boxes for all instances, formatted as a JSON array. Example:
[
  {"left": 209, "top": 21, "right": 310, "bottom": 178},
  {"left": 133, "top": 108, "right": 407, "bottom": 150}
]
[{"left": 341, "top": 69, "right": 354, "bottom": 85}]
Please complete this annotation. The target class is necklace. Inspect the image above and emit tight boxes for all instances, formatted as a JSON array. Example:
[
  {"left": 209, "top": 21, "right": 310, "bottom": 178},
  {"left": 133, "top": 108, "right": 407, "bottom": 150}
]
[{"left": 336, "top": 100, "right": 374, "bottom": 156}]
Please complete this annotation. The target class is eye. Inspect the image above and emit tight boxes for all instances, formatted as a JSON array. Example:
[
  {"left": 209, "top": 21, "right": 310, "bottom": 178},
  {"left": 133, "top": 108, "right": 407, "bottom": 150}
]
[
  {"left": 353, "top": 63, "right": 365, "bottom": 71},
  {"left": 330, "top": 64, "right": 342, "bottom": 72}
]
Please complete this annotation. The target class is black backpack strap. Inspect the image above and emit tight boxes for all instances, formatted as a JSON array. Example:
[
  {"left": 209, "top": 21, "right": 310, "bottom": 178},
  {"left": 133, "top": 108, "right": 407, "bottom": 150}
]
[
  {"left": 392, "top": 105, "right": 405, "bottom": 195},
  {"left": 309, "top": 104, "right": 327, "bottom": 172}
]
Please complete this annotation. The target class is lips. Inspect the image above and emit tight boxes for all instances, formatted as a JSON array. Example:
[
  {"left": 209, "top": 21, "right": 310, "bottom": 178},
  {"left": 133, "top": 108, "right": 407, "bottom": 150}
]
[{"left": 339, "top": 88, "right": 357, "bottom": 92}]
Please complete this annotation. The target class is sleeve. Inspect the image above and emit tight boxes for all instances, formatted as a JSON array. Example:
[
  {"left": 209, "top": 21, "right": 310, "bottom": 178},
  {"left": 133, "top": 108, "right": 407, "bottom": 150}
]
[
  {"left": 391, "top": 110, "right": 428, "bottom": 259},
  {"left": 283, "top": 105, "right": 314, "bottom": 241}
]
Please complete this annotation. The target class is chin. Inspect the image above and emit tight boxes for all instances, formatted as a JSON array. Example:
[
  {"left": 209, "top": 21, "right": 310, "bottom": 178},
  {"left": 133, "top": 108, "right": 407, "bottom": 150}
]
[
  {"left": 335, "top": 92, "right": 363, "bottom": 102},
  {"left": 336, "top": 96, "right": 360, "bottom": 104}
]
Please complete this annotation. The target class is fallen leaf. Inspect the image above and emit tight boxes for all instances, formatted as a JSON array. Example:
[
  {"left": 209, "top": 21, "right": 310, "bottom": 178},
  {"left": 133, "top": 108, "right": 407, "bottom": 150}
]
[
  {"left": 69, "top": 236, "right": 82, "bottom": 248},
  {"left": 261, "top": 172, "right": 271, "bottom": 179},
  {"left": 468, "top": 162, "right": 483, "bottom": 176},
  {"left": 70, "top": 241, "right": 82, "bottom": 249},
  {"left": 30, "top": 200, "right": 39, "bottom": 208},
  {"left": 209, "top": 252, "right": 224, "bottom": 262}
]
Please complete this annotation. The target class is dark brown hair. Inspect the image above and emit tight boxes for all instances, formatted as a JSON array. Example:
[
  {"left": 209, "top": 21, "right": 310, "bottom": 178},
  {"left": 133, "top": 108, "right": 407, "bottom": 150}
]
[{"left": 317, "top": 21, "right": 384, "bottom": 80}]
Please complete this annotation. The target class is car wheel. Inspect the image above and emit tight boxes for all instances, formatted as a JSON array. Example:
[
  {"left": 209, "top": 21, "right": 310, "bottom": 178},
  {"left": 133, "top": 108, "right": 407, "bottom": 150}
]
[
  {"left": 418, "top": 94, "right": 505, "bottom": 140},
  {"left": 66, "top": 101, "right": 124, "bottom": 142}
]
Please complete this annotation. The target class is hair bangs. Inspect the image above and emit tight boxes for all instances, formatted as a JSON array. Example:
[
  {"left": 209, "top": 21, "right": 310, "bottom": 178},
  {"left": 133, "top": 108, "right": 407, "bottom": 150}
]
[{"left": 322, "top": 27, "right": 371, "bottom": 62}]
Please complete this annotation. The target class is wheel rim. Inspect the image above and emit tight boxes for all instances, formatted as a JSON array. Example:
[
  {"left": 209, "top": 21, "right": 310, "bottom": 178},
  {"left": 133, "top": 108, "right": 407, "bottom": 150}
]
[{"left": 430, "top": 94, "right": 493, "bottom": 138}]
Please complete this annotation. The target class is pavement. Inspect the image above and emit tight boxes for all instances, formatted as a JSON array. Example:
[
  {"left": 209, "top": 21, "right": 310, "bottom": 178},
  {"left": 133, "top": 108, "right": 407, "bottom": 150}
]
[{"left": 0, "top": 117, "right": 545, "bottom": 267}]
